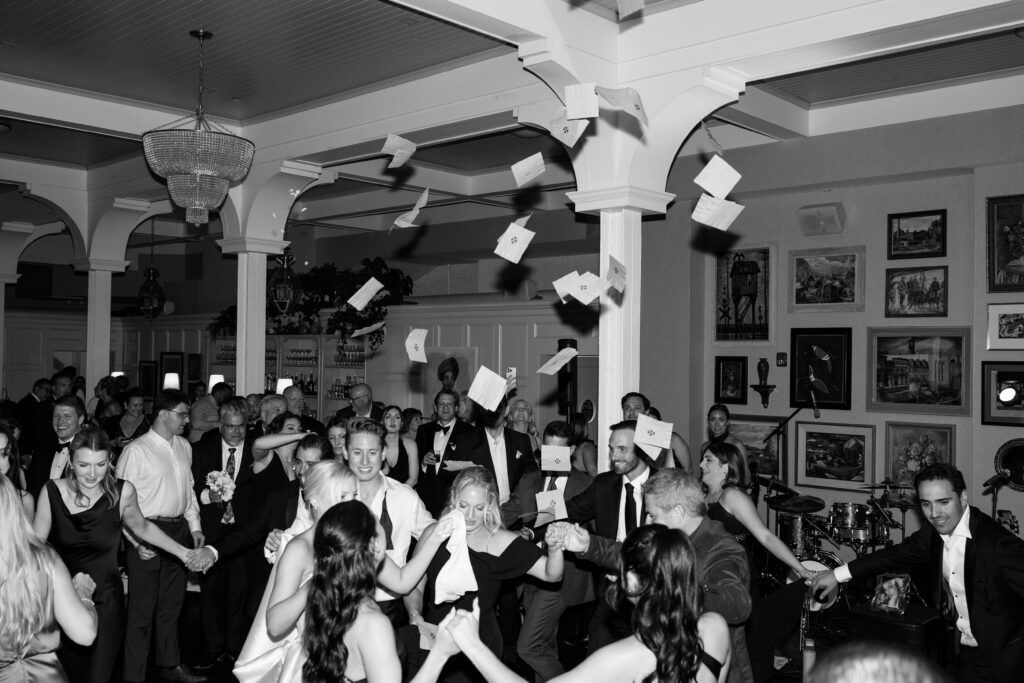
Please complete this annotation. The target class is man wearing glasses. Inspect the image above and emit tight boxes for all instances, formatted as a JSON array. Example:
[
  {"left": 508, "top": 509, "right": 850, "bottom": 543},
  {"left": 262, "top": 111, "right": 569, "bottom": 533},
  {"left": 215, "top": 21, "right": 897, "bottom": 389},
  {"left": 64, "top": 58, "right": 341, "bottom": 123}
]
[
  {"left": 334, "top": 382, "right": 384, "bottom": 423},
  {"left": 415, "top": 388, "right": 474, "bottom": 516},
  {"left": 116, "top": 389, "right": 207, "bottom": 683}
]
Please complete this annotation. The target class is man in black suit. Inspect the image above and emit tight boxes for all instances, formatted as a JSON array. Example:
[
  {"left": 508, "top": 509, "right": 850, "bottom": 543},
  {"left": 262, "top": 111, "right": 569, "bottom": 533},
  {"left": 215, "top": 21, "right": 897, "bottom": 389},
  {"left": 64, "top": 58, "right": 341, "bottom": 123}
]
[
  {"left": 333, "top": 382, "right": 384, "bottom": 423},
  {"left": 415, "top": 388, "right": 474, "bottom": 516},
  {"left": 812, "top": 463, "right": 1024, "bottom": 683},
  {"left": 17, "top": 377, "right": 52, "bottom": 460},
  {"left": 191, "top": 399, "right": 251, "bottom": 666},
  {"left": 502, "top": 420, "right": 594, "bottom": 682},
  {"left": 458, "top": 396, "right": 535, "bottom": 506},
  {"left": 26, "top": 395, "right": 85, "bottom": 495},
  {"left": 565, "top": 419, "right": 653, "bottom": 652}
]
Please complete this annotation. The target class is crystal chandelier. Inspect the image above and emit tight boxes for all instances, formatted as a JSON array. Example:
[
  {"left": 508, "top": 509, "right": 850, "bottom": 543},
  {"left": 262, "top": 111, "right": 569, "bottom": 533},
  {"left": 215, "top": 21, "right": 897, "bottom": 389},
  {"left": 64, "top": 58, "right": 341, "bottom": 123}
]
[
  {"left": 269, "top": 249, "right": 304, "bottom": 314},
  {"left": 138, "top": 219, "right": 166, "bottom": 319},
  {"left": 142, "top": 30, "right": 254, "bottom": 226}
]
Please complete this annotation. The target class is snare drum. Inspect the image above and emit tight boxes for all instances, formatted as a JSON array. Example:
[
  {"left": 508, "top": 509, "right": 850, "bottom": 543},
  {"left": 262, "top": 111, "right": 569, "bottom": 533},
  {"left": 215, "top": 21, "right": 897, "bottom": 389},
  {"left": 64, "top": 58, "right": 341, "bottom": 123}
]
[
  {"left": 777, "top": 512, "right": 809, "bottom": 557},
  {"left": 830, "top": 502, "right": 870, "bottom": 541}
]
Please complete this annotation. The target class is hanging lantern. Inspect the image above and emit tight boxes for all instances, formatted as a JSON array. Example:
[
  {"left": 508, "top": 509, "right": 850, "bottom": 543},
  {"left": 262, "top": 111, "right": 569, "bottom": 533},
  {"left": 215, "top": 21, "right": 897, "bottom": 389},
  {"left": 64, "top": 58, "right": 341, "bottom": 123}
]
[
  {"left": 137, "top": 219, "right": 166, "bottom": 319},
  {"left": 269, "top": 251, "right": 303, "bottom": 314}
]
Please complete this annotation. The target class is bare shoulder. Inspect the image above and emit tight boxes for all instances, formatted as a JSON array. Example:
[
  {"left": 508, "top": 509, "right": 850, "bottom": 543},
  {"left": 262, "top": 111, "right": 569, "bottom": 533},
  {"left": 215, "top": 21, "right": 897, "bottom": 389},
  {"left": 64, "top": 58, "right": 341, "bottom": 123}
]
[
  {"left": 486, "top": 528, "right": 521, "bottom": 555},
  {"left": 698, "top": 611, "right": 730, "bottom": 648}
]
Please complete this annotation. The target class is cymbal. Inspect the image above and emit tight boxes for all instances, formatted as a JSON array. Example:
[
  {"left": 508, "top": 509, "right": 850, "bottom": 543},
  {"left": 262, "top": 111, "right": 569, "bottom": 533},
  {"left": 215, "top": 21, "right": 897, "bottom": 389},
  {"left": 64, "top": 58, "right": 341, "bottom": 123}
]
[
  {"left": 756, "top": 475, "right": 798, "bottom": 497},
  {"left": 769, "top": 494, "right": 826, "bottom": 514},
  {"left": 861, "top": 478, "right": 913, "bottom": 490}
]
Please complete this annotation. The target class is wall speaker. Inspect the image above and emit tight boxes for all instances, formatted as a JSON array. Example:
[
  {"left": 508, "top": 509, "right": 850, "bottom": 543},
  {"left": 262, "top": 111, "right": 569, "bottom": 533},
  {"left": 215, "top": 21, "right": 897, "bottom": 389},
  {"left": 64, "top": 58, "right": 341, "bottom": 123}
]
[{"left": 797, "top": 202, "right": 845, "bottom": 235}]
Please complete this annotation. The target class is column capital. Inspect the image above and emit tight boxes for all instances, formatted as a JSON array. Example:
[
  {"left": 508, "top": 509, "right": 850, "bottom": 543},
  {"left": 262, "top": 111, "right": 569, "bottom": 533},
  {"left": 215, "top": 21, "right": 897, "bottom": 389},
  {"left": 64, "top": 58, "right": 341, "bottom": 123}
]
[
  {"left": 567, "top": 186, "right": 675, "bottom": 215},
  {"left": 72, "top": 258, "right": 130, "bottom": 273},
  {"left": 0, "top": 273, "right": 20, "bottom": 284},
  {"left": 217, "top": 236, "right": 290, "bottom": 255}
]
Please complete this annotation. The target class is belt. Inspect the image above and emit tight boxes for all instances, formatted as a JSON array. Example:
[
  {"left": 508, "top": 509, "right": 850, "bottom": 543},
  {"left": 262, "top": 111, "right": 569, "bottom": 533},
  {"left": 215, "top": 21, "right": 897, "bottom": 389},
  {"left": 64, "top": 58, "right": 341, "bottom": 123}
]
[{"left": 148, "top": 515, "right": 185, "bottom": 523}]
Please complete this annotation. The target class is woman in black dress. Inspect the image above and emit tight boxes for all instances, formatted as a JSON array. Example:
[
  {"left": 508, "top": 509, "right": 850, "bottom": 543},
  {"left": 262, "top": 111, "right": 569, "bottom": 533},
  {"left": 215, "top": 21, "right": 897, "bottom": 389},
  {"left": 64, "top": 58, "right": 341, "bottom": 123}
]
[
  {"left": 103, "top": 389, "right": 149, "bottom": 460},
  {"left": 382, "top": 405, "right": 418, "bottom": 487},
  {"left": 32, "top": 426, "right": 194, "bottom": 683},
  {"left": 420, "top": 466, "right": 563, "bottom": 681}
]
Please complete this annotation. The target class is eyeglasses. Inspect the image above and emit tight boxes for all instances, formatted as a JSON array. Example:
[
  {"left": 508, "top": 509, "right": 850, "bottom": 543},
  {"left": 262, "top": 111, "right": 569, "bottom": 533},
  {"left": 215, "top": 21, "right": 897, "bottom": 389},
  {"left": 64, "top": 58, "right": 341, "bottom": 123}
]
[{"left": 437, "top": 401, "right": 456, "bottom": 408}]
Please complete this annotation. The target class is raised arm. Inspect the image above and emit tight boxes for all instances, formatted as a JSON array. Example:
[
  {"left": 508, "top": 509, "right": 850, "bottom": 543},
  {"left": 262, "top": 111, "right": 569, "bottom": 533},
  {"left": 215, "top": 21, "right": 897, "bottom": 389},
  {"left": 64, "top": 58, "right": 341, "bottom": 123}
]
[
  {"left": 252, "top": 431, "right": 305, "bottom": 462},
  {"left": 525, "top": 546, "right": 563, "bottom": 583},
  {"left": 377, "top": 520, "right": 451, "bottom": 595}
]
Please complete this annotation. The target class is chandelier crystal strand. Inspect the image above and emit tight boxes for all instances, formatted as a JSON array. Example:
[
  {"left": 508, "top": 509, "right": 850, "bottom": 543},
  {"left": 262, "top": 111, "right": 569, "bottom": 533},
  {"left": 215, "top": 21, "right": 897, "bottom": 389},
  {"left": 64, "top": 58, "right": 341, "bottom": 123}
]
[{"left": 142, "top": 31, "right": 254, "bottom": 226}]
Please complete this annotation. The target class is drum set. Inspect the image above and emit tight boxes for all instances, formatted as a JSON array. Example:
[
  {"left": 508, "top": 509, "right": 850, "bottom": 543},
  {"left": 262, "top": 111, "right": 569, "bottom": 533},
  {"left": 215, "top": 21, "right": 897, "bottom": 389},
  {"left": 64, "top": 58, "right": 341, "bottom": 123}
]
[{"left": 761, "top": 476, "right": 915, "bottom": 587}]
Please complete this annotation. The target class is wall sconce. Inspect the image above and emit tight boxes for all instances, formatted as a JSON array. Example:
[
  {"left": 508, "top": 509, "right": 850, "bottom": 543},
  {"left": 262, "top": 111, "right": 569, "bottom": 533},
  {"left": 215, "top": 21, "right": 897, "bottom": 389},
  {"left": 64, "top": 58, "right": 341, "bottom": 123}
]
[
  {"left": 275, "top": 378, "right": 294, "bottom": 394},
  {"left": 110, "top": 371, "right": 125, "bottom": 378},
  {"left": 163, "top": 373, "right": 181, "bottom": 390},
  {"left": 750, "top": 357, "right": 776, "bottom": 408},
  {"left": 208, "top": 374, "right": 226, "bottom": 388}
]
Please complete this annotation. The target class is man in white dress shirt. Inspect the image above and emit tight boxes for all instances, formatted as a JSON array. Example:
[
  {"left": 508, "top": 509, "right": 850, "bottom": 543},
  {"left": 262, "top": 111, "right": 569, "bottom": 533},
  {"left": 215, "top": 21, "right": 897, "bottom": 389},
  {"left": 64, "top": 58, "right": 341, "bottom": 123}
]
[{"left": 116, "top": 389, "right": 207, "bottom": 683}]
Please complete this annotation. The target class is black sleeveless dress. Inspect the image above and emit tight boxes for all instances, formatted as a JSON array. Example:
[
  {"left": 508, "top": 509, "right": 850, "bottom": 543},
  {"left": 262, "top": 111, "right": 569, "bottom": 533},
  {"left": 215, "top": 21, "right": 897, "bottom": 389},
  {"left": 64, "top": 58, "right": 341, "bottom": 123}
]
[
  {"left": 386, "top": 439, "right": 410, "bottom": 485},
  {"left": 45, "top": 480, "right": 125, "bottom": 683}
]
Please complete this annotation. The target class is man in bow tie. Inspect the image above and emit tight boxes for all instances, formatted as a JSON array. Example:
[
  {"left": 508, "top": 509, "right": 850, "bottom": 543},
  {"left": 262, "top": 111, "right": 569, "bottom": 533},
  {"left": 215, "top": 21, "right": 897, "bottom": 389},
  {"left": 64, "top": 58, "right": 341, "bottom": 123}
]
[
  {"left": 415, "top": 389, "right": 474, "bottom": 516},
  {"left": 27, "top": 395, "right": 85, "bottom": 495}
]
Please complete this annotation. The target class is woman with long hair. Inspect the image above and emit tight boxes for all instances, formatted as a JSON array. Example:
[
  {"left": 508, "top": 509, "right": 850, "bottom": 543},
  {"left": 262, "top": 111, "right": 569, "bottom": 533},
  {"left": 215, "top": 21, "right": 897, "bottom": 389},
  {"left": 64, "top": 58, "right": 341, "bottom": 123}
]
[
  {"left": 0, "top": 477, "right": 98, "bottom": 682},
  {"left": 506, "top": 399, "right": 539, "bottom": 457},
  {"left": 382, "top": 405, "right": 419, "bottom": 487},
  {"left": 103, "top": 388, "right": 149, "bottom": 458},
  {"left": 326, "top": 414, "right": 348, "bottom": 460},
  {"left": 400, "top": 408, "right": 422, "bottom": 441},
  {"left": 419, "top": 466, "right": 563, "bottom": 678},
  {"left": 432, "top": 525, "right": 730, "bottom": 683},
  {"left": 32, "top": 426, "right": 194, "bottom": 683},
  {"left": 253, "top": 412, "right": 305, "bottom": 478},
  {"left": 0, "top": 426, "right": 33, "bottom": 521},
  {"left": 699, "top": 405, "right": 748, "bottom": 460}
]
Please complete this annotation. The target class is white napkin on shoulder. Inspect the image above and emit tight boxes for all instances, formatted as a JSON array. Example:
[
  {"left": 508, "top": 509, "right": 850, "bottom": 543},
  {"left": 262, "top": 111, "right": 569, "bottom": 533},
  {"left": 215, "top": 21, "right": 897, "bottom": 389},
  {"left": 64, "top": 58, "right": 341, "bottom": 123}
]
[{"left": 433, "top": 511, "right": 478, "bottom": 604}]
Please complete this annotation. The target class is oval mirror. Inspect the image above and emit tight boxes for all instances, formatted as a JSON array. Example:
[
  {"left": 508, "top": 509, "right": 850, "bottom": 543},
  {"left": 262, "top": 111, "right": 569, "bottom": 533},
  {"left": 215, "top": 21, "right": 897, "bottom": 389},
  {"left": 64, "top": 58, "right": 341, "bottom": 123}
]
[{"left": 994, "top": 438, "right": 1024, "bottom": 492}]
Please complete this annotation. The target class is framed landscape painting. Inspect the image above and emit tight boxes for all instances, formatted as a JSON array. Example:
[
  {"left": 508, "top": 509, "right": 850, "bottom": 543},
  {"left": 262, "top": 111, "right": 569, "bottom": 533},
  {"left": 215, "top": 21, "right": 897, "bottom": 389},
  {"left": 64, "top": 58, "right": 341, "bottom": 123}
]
[
  {"left": 884, "top": 265, "right": 948, "bottom": 318},
  {"left": 987, "top": 303, "right": 1024, "bottom": 350},
  {"left": 987, "top": 194, "right": 1024, "bottom": 292},
  {"left": 887, "top": 209, "right": 946, "bottom": 260},
  {"left": 714, "top": 244, "right": 775, "bottom": 343},
  {"left": 866, "top": 327, "right": 970, "bottom": 416},
  {"left": 789, "top": 246, "right": 865, "bottom": 313},
  {"left": 729, "top": 415, "right": 787, "bottom": 480},
  {"left": 796, "top": 422, "right": 875, "bottom": 492}
]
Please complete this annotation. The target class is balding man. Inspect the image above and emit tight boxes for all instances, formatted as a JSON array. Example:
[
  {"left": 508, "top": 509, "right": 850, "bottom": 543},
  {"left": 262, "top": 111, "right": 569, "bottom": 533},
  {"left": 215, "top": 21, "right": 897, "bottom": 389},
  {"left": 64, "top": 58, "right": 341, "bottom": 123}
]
[
  {"left": 255, "top": 394, "right": 286, "bottom": 436},
  {"left": 282, "top": 385, "right": 325, "bottom": 436},
  {"left": 333, "top": 382, "right": 384, "bottom": 423}
]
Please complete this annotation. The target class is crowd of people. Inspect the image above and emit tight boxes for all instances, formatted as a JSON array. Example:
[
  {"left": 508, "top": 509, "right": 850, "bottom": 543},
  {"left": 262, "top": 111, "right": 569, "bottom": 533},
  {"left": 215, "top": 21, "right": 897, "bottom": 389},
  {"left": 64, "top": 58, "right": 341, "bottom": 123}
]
[{"left": 1, "top": 364, "right": 1022, "bottom": 683}]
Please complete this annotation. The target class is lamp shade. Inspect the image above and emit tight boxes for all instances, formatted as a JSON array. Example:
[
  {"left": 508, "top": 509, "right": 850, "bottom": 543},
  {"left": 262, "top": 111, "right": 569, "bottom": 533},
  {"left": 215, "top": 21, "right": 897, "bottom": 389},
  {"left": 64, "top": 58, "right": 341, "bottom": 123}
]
[
  {"left": 275, "top": 378, "right": 294, "bottom": 394},
  {"left": 110, "top": 371, "right": 125, "bottom": 378},
  {"left": 163, "top": 373, "right": 181, "bottom": 390},
  {"left": 208, "top": 374, "right": 226, "bottom": 388}
]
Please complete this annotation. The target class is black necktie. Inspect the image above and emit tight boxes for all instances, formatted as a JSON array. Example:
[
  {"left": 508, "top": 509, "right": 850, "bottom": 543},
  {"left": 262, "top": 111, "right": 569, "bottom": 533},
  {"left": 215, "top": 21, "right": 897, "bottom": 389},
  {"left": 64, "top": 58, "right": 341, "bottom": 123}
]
[
  {"left": 546, "top": 475, "right": 559, "bottom": 492},
  {"left": 624, "top": 482, "right": 637, "bottom": 535},
  {"left": 380, "top": 492, "right": 394, "bottom": 550},
  {"left": 221, "top": 448, "right": 236, "bottom": 525}
]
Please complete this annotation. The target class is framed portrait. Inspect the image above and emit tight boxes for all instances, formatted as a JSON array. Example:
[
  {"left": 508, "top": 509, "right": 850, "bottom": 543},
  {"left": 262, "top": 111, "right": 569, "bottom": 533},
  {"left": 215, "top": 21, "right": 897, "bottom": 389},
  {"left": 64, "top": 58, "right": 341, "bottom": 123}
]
[
  {"left": 986, "top": 194, "right": 1024, "bottom": 292},
  {"left": 730, "top": 414, "right": 787, "bottom": 480},
  {"left": 713, "top": 244, "right": 776, "bottom": 343},
  {"left": 870, "top": 573, "right": 912, "bottom": 615},
  {"left": 159, "top": 352, "right": 184, "bottom": 390},
  {"left": 987, "top": 303, "right": 1024, "bottom": 350},
  {"left": 866, "top": 327, "right": 970, "bottom": 415},
  {"left": 138, "top": 360, "right": 157, "bottom": 402},
  {"left": 884, "top": 422, "right": 956, "bottom": 486},
  {"left": 788, "top": 246, "right": 865, "bottom": 313},
  {"left": 795, "top": 421, "right": 875, "bottom": 492},
  {"left": 789, "top": 328, "right": 853, "bottom": 411},
  {"left": 714, "top": 356, "right": 748, "bottom": 405},
  {"left": 887, "top": 210, "right": 947, "bottom": 260},
  {"left": 981, "top": 361, "right": 1024, "bottom": 427},
  {"left": 884, "top": 265, "right": 948, "bottom": 318}
]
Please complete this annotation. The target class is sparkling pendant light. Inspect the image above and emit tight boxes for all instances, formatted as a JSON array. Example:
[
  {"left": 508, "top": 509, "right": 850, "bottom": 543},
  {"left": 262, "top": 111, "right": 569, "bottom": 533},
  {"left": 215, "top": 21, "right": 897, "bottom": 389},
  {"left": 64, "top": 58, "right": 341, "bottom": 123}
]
[
  {"left": 142, "top": 30, "right": 254, "bottom": 226},
  {"left": 138, "top": 219, "right": 166, "bottom": 319},
  {"left": 269, "top": 249, "right": 304, "bottom": 314}
]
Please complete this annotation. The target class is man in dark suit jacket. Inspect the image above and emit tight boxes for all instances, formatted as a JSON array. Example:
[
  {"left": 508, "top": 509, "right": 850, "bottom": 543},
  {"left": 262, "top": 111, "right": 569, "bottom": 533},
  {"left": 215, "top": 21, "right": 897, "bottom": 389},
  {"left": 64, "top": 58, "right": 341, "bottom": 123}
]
[
  {"left": 565, "top": 419, "right": 654, "bottom": 653},
  {"left": 26, "top": 395, "right": 85, "bottom": 496},
  {"left": 812, "top": 463, "right": 1024, "bottom": 683},
  {"left": 282, "top": 385, "right": 326, "bottom": 436},
  {"left": 333, "top": 382, "right": 384, "bottom": 423},
  {"left": 457, "top": 396, "right": 536, "bottom": 506},
  {"left": 17, "top": 377, "right": 52, "bottom": 458},
  {"left": 501, "top": 420, "right": 594, "bottom": 682},
  {"left": 414, "top": 388, "right": 475, "bottom": 516},
  {"left": 191, "top": 399, "right": 254, "bottom": 664}
]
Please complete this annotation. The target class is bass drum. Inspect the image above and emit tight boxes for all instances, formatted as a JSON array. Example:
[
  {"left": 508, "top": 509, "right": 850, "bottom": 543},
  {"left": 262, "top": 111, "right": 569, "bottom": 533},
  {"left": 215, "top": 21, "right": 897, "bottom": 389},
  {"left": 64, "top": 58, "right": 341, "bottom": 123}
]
[{"left": 785, "top": 550, "right": 843, "bottom": 610}]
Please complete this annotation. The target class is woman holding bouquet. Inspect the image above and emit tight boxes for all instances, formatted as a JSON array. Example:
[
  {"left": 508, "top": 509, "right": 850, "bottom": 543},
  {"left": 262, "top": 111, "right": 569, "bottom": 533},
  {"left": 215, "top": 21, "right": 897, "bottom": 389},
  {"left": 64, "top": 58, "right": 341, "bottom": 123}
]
[{"left": 33, "top": 425, "right": 196, "bottom": 683}]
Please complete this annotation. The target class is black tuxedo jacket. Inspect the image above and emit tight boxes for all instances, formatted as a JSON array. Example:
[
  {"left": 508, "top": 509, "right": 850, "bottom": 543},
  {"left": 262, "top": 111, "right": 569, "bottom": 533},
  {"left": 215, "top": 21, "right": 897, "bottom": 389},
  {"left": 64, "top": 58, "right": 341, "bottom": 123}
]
[
  {"left": 191, "top": 434, "right": 259, "bottom": 543},
  {"left": 17, "top": 394, "right": 52, "bottom": 458},
  {"left": 566, "top": 467, "right": 654, "bottom": 540},
  {"left": 458, "top": 426, "right": 536, "bottom": 495},
  {"left": 414, "top": 419, "right": 475, "bottom": 516},
  {"left": 848, "top": 506, "right": 1024, "bottom": 683},
  {"left": 212, "top": 480, "right": 301, "bottom": 561},
  {"left": 334, "top": 404, "right": 385, "bottom": 423},
  {"left": 26, "top": 433, "right": 69, "bottom": 497}
]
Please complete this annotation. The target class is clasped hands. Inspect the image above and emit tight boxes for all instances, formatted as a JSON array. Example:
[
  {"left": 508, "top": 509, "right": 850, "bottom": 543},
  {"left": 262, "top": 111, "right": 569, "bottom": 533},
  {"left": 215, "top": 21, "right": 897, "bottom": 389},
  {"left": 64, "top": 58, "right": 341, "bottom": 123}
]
[
  {"left": 431, "top": 598, "right": 482, "bottom": 658},
  {"left": 543, "top": 521, "right": 590, "bottom": 552}
]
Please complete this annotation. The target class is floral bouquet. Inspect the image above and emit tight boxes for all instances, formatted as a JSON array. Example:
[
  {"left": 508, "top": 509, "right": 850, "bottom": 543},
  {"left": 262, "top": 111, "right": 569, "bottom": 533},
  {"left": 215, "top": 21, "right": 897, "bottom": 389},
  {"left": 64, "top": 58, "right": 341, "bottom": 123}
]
[{"left": 206, "top": 471, "right": 236, "bottom": 502}]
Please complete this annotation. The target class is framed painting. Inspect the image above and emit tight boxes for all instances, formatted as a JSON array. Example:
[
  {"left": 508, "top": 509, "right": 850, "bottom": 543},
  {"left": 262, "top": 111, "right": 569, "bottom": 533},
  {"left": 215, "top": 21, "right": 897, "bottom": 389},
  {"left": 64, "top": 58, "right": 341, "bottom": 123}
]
[
  {"left": 987, "top": 303, "right": 1024, "bottom": 350},
  {"left": 986, "top": 194, "right": 1024, "bottom": 292},
  {"left": 887, "top": 210, "right": 947, "bottom": 260},
  {"left": 138, "top": 360, "right": 157, "bottom": 402},
  {"left": 713, "top": 244, "right": 776, "bottom": 343},
  {"left": 729, "top": 414, "right": 787, "bottom": 480},
  {"left": 795, "top": 421, "right": 874, "bottom": 492},
  {"left": 866, "top": 326, "right": 970, "bottom": 415},
  {"left": 789, "top": 328, "right": 853, "bottom": 411},
  {"left": 980, "top": 361, "right": 1024, "bottom": 426},
  {"left": 159, "top": 352, "right": 184, "bottom": 390},
  {"left": 788, "top": 246, "right": 865, "bottom": 313},
  {"left": 884, "top": 265, "right": 948, "bottom": 318},
  {"left": 713, "top": 356, "right": 748, "bottom": 405},
  {"left": 884, "top": 422, "right": 956, "bottom": 486},
  {"left": 187, "top": 353, "right": 202, "bottom": 386}
]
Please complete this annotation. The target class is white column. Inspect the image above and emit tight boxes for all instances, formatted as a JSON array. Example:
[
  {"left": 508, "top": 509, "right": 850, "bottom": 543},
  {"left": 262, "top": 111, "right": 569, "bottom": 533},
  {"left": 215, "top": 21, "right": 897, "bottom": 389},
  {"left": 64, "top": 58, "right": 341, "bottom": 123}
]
[
  {"left": 74, "top": 259, "right": 129, "bottom": 391},
  {"left": 235, "top": 251, "right": 268, "bottom": 397},
  {"left": 0, "top": 273, "right": 18, "bottom": 392}
]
